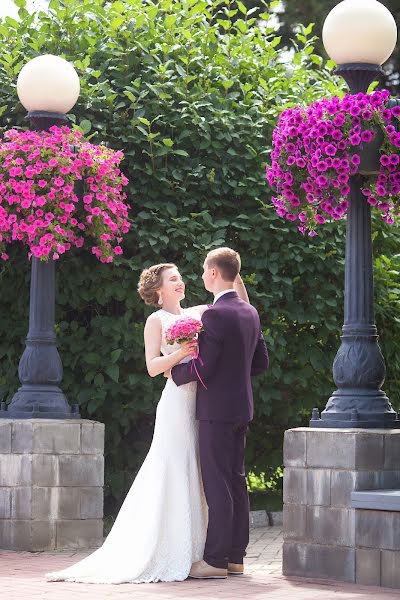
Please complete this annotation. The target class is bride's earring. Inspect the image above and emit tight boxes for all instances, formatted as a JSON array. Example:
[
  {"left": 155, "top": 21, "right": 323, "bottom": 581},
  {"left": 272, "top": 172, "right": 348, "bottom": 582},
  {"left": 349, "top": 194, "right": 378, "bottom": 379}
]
[{"left": 158, "top": 294, "right": 163, "bottom": 306}]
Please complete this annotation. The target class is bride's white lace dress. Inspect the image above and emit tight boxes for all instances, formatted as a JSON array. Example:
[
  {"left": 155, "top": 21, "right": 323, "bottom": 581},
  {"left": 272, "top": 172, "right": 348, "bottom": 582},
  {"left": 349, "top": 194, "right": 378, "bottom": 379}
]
[{"left": 46, "top": 307, "right": 208, "bottom": 584}]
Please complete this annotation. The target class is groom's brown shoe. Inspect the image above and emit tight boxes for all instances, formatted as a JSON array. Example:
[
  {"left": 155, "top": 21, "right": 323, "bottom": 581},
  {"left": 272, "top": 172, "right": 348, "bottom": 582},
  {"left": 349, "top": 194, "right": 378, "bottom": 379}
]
[
  {"left": 228, "top": 563, "right": 244, "bottom": 575},
  {"left": 189, "top": 560, "right": 228, "bottom": 579}
]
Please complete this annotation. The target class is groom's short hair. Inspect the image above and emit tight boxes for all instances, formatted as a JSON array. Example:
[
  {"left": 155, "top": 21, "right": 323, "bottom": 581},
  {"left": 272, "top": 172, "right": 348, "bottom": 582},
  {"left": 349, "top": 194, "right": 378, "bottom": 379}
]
[{"left": 206, "top": 247, "right": 241, "bottom": 282}]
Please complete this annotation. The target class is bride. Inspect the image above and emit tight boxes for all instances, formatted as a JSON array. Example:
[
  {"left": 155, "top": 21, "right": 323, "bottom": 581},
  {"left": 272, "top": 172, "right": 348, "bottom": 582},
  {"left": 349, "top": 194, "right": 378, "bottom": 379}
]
[{"left": 46, "top": 262, "right": 249, "bottom": 584}]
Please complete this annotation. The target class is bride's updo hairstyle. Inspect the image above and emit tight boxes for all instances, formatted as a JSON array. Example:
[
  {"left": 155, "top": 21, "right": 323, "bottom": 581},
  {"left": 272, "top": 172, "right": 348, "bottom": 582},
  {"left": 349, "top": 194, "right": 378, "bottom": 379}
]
[{"left": 138, "top": 263, "right": 177, "bottom": 306}]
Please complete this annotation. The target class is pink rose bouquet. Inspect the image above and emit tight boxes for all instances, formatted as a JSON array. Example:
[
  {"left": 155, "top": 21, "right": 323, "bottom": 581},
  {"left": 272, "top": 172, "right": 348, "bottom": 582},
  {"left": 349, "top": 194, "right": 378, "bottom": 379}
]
[
  {"left": 165, "top": 316, "right": 207, "bottom": 389},
  {"left": 165, "top": 316, "right": 203, "bottom": 345}
]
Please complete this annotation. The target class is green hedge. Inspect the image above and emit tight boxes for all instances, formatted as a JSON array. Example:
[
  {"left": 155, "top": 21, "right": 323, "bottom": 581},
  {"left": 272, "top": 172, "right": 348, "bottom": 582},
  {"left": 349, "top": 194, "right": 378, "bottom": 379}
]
[{"left": 1, "top": 0, "right": 400, "bottom": 515}]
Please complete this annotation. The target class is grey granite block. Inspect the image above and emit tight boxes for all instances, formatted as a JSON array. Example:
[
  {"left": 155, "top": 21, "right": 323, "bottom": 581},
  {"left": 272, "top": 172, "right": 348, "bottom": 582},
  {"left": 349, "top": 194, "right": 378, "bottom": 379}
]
[
  {"left": 384, "top": 432, "right": 400, "bottom": 470},
  {"left": 356, "top": 548, "right": 381, "bottom": 586},
  {"left": 284, "top": 429, "right": 306, "bottom": 467},
  {"left": 32, "top": 487, "right": 81, "bottom": 520},
  {"left": 0, "top": 520, "right": 32, "bottom": 551},
  {"left": 56, "top": 519, "right": 103, "bottom": 549},
  {"left": 331, "top": 470, "right": 380, "bottom": 508},
  {"left": 382, "top": 550, "right": 400, "bottom": 588},
  {"left": 283, "top": 541, "right": 355, "bottom": 582},
  {"left": 0, "top": 488, "right": 11, "bottom": 519},
  {"left": 32, "top": 454, "right": 58, "bottom": 486},
  {"left": 57, "top": 455, "right": 104, "bottom": 487},
  {"left": 355, "top": 433, "right": 384, "bottom": 470},
  {"left": 0, "top": 454, "right": 32, "bottom": 486},
  {"left": 307, "top": 469, "right": 331, "bottom": 506},
  {"left": 283, "top": 504, "right": 306, "bottom": 541},
  {"left": 269, "top": 511, "right": 283, "bottom": 526},
  {"left": 31, "top": 520, "right": 56, "bottom": 551},
  {"left": 80, "top": 487, "right": 104, "bottom": 520},
  {"left": 356, "top": 510, "right": 400, "bottom": 550},
  {"left": 11, "top": 422, "right": 33, "bottom": 453},
  {"left": 81, "top": 422, "right": 105, "bottom": 455},
  {"left": 0, "top": 422, "right": 12, "bottom": 453},
  {"left": 32, "top": 422, "right": 81, "bottom": 454},
  {"left": 249, "top": 510, "right": 269, "bottom": 528},
  {"left": 283, "top": 468, "right": 307, "bottom": 505},
  {"left": 307, "top": 506, "right": 355, "bottom": 547},
  {"left": 306, "top": 430, "right": 357, "bottom": 469},
  {"left": 11, "top": 487, "right": 32, "bottom": 519}
]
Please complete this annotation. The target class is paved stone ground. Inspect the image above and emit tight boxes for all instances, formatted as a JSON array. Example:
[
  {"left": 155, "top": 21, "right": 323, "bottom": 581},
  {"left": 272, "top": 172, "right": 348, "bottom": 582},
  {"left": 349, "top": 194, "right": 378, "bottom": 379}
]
[{"left": 1, "top": 526, "right": 400, "bottom": 599}]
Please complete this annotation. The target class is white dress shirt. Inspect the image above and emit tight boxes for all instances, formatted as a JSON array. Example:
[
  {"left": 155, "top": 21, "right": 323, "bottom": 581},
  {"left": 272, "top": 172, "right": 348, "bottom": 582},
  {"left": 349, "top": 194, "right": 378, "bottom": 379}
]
[{"left": 213, "top": 288, "right": 236, "bottom": 304}]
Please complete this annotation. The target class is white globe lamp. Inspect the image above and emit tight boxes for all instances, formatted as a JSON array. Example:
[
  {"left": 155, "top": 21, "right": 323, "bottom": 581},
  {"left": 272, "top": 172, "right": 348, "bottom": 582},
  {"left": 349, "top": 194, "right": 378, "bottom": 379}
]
[
  {"left": 322, "top": 0, "right": 397, "bottom": 66},
  {"left": 17, "top": 55, "right": 80, "bottom": 116}
]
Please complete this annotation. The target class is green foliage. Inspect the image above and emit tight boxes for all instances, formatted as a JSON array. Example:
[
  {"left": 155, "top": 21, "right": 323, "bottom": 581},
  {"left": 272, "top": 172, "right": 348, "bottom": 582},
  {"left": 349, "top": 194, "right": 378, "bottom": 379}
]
[{"left": 0, "top": 0, "right": 399, "bottom": 516}]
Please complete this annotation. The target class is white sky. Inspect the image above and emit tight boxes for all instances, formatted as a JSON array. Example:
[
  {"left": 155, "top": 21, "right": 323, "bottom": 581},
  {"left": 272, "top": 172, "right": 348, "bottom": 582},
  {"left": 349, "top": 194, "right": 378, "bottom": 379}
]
[{"left": 0, "top": 0, "right": 49, "bottom": 19}]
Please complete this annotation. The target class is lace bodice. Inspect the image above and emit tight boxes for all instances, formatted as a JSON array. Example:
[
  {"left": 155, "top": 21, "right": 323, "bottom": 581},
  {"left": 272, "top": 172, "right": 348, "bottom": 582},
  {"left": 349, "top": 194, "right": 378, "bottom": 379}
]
[{"left": 157, "top": 307, "right": 202, "bottom": 359}]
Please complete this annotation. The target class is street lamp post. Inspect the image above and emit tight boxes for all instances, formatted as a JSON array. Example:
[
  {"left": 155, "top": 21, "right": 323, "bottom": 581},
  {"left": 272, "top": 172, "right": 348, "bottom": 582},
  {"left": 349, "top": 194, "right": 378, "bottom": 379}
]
[
  {"left": 310, "top": 0, "right": 399, "bottom": 428},
  {"left": 0, "top": 55, "right": 81, "bottom": 419}
]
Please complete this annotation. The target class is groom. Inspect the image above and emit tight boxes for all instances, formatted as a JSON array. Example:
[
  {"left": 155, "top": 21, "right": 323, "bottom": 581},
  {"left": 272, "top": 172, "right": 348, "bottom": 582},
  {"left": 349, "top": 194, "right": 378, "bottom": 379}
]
[{"left": 171, "top": 247, "right": 269, "bottom": 579}]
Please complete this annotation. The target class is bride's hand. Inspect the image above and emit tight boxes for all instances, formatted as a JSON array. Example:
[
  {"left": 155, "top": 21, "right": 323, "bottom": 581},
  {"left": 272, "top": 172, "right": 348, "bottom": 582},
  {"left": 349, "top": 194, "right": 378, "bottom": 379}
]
[{"left": 178, "top": 340, "right": 198, "bottom": 359}]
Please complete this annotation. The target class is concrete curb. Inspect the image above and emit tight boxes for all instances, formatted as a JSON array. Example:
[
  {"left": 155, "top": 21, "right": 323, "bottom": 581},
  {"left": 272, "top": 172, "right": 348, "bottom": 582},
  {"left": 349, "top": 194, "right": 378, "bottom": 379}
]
[{"left": 249, "top": 510, "right": 283, "bottom": 528}]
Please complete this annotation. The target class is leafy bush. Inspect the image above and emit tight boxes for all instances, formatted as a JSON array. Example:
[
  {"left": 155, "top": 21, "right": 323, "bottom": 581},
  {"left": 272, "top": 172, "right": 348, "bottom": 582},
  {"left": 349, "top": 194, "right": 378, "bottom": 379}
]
[{"left": 0, "top": 0, "right": 399, "bottom": 515}]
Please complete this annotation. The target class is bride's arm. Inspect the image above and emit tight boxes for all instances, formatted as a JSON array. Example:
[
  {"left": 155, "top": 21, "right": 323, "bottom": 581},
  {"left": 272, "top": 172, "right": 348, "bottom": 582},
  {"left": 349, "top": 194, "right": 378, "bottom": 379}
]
[
  {"left": 144, "top": 314, "right": 197, "bottom": 378},
  {"left": 234, "top": 274, "right": 250, "bottom": 304}
]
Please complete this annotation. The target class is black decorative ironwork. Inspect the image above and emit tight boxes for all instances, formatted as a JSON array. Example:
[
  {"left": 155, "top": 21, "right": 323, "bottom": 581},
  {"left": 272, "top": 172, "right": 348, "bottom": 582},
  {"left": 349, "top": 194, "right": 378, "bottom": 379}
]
[{"left": 310, "top": 63, "right": 400, "bottom": 429}]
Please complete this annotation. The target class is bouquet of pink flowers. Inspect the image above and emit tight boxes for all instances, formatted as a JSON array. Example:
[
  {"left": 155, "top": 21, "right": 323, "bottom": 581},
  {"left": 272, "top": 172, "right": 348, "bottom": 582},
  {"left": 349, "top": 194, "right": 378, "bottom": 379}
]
[
  {"left": 165, "top": 316, "right": 207, "bottom": 389},
  {"left": 165, "top": 316, "right": 203, "bottom": 346}
]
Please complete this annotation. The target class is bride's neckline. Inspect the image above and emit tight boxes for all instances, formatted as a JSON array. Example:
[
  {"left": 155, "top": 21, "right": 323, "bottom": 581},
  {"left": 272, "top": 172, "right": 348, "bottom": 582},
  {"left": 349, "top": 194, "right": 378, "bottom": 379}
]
[{"left": 159, "top": 308, "right": 186, "bottom": 316}]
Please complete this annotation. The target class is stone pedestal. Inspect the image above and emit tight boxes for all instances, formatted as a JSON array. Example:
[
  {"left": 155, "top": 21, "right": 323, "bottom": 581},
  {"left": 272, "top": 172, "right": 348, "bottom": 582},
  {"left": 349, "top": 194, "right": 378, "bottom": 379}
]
[
  {"left": 0, "top": 419, "right": 104, "bottom": 551},
  {"left": 283, "top": 427, "right": 400, "bottom": 588}
]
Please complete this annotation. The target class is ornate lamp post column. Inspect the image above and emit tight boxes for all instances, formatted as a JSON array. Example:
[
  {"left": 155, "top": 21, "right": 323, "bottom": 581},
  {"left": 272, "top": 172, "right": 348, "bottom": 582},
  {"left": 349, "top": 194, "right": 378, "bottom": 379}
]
[
  {"left": 310, "top": 0, "right": 399, "bottom": 428},
  {"left": 0, "top": 55, "right": 81, "bottom": 419}
]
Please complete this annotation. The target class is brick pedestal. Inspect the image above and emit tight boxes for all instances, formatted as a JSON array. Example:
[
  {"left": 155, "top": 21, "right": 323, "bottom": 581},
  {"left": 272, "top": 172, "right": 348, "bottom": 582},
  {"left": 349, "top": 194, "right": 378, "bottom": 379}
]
[
  {"left": 0, "top": 419, "right": 104, "bottom": 551},
  {"left": 283, "top": 428, "right": 400, "bottom": 588}
]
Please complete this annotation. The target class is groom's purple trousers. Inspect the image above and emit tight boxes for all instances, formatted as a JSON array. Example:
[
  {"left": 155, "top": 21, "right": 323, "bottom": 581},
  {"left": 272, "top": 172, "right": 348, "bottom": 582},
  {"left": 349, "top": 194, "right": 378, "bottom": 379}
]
[{"left": 199, "top": 420, "right": 249, "bottom": 568}]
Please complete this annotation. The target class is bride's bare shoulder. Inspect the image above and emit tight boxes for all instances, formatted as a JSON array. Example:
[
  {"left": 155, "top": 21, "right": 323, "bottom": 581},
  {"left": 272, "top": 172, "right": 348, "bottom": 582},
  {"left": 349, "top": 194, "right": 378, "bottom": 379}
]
[{"left": 145, "top": 311, "right": 162, "bottom": 328}]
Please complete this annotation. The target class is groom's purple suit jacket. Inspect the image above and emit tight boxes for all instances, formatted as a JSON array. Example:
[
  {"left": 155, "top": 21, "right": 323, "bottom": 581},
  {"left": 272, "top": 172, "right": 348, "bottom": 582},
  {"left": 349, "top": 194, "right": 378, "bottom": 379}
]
[{"left": 172, "top": 292, "right": 269, "bottom": 422}]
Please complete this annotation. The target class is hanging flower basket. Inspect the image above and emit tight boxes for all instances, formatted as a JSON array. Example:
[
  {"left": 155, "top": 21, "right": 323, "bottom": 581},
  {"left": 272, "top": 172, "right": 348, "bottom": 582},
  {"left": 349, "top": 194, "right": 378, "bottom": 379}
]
[
  {"left": 0, "top": 126, "right": 130, "bottom": 262},
  {"left": 266, "top": 90, "right": 400, "bottom": 235}
]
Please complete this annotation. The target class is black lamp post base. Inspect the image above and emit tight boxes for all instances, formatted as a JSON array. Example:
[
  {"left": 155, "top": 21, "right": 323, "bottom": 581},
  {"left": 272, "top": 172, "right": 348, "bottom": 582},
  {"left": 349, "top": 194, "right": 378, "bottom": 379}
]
[
  {"left": 310, "top": 407, "right": 400, "bottom": 429},
  {"left": 0, "top": 385, "right": 80, "bottom": 419}
]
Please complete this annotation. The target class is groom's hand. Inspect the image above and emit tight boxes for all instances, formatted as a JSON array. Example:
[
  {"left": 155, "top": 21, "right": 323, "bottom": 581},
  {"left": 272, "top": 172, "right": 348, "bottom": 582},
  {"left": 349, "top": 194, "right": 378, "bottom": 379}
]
[{"left": 164, "top": 369, "right": 172, "bottom": 379}]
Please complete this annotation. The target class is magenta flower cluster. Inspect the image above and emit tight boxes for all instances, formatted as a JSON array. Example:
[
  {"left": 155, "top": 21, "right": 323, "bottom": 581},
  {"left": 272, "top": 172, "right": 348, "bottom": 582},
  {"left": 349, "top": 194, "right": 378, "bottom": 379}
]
[
  {"left": 266, "top": 90, "right": 400, "bottom": 235},
  {"left": 165, "top": 316, "right": 203, "bottom": 345},
  {"left": 0, "top": 126, "right": 130, "bottom": 262}
]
